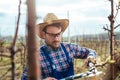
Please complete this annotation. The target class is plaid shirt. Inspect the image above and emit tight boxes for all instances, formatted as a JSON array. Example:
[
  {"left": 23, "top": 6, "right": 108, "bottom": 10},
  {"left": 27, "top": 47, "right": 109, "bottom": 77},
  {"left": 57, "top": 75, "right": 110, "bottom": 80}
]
[{"left": 21, "top": 42, "right": 96, "bottom": 80}]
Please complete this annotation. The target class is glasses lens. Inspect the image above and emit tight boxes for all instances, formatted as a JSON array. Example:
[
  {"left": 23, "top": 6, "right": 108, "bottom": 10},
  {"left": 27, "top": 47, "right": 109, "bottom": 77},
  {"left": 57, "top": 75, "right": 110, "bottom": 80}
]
[{"left": 45, "top": 32, "right": 62, "bottom": 38}]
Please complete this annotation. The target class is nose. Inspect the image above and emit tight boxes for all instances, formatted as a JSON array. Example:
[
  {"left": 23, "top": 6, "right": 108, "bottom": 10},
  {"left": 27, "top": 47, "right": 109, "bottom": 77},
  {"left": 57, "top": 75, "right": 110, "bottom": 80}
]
[{"left": 54, "top": 35, "right": 59, "bottom": 40}]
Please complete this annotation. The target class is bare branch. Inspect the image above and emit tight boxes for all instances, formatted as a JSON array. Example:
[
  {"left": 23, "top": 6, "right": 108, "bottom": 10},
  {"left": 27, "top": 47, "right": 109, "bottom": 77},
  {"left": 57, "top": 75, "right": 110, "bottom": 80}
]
[
  {"left": 103, "top": 26, "right": 110, "bottom": 32},
  {"left": 114, "top": 24, "right": 120, "bottom": 29},
  {"left": 10, "top": 0, "right": 22, "bottom": 80},
  {"left": 114, "top": 5, "right": 119, "bottom": 19},
  {"left": 0, "top": 53, "right": 10, "bottom": 58},
  {"left": 11, "top": 0, "right": 21, "bottom": 48},
  {"left": 103, "top": 24, "right": 110, "bottom": 32}
]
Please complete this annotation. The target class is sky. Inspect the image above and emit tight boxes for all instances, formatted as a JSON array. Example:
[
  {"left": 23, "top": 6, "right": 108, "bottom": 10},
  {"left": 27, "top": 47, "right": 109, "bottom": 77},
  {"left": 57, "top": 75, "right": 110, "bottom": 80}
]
[{"left": 0, "top": 0, "right": 120, "bottom": 37}]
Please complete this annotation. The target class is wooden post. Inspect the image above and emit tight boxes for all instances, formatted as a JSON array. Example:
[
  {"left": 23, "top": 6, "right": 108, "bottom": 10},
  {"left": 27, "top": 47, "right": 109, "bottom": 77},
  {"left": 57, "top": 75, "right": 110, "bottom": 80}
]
[{"left": 27, "top": 0, "right": 41, "bottom": 80}]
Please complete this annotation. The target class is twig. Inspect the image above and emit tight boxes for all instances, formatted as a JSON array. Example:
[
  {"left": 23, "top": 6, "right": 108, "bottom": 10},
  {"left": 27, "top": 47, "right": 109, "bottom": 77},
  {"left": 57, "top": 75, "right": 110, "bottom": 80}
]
[
  {"left": 103, "top": 26, "right": 110, "bottom": 32},
  {"left": 0, "top": 68, "right": 11, "bottom": 80},
  {"left": 0, "top": 53, "right": 10, "bottom": 58},
  {"left": 10, "top": 0, "right": 22, "bottom": 80},
  {"left": 114, "top": 5, "right": 120, "bottom": 19},
  {"left": 114, "top": 24, "right": 120, "bottom": 29}
]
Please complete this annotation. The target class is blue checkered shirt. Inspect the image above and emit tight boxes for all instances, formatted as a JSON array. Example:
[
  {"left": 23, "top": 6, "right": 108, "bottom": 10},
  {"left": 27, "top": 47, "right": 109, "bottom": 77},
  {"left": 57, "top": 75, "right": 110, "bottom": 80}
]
[{"left": 21, "top": 42, "right": 96, "bottom": 80}]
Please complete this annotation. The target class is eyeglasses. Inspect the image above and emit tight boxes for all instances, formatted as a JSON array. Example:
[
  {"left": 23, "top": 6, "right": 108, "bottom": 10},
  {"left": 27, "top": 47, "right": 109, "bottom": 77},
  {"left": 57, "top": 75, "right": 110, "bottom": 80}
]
[{"left": 45, "top": 31, "right": 62, "bottom": 38}]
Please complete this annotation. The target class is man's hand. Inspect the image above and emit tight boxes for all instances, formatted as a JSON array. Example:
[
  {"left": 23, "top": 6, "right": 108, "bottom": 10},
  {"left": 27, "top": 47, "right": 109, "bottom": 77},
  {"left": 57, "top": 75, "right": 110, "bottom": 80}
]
[
  {"left": 86, "top": 56, "right": 96, "bottom": 66},
  {"left": 87, "top": 56, "right": 96, "bottom": 64},
  {"left": 43, "top": 77, "right": 57, "bottom": 80}
]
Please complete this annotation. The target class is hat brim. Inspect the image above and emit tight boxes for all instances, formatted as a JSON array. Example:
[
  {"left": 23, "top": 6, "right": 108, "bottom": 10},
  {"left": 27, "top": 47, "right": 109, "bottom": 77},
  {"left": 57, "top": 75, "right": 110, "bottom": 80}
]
[{"left": 37, "top": 19, "right": 69, "bottom": 39}]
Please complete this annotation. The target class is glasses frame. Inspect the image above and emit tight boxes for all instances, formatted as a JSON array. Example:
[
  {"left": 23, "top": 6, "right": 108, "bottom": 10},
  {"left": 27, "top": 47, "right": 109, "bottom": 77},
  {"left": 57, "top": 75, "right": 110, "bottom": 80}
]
[{"left": 45, "top": 31, "right": 62, "bottom": 38}]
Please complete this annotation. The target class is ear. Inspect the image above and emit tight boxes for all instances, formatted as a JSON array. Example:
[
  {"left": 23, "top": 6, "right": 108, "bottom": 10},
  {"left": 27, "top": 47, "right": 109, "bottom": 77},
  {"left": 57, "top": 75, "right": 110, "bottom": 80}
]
[{"left": 42, "top": 31, "right": 46, "bottom": 39}]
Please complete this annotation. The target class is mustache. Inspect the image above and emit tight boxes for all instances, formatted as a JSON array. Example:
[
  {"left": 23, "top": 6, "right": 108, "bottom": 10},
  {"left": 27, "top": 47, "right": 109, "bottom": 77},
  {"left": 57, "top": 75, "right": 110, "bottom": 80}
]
[{"left": 53, "top": 41, "right": 59, "bottom": 43}]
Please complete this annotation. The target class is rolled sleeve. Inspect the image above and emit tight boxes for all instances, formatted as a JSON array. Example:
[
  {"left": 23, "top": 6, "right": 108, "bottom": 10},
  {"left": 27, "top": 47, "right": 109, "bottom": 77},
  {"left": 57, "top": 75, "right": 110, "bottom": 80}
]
[{"left": 88, "top": 52, "right": 97, "bottom": 58}]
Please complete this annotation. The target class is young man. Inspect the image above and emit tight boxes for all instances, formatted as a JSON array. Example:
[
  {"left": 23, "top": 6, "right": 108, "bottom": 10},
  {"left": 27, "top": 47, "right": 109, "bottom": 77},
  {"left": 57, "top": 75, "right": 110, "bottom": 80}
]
[{"left": 21, "top": 13, "right": 97, "bottom": 80}]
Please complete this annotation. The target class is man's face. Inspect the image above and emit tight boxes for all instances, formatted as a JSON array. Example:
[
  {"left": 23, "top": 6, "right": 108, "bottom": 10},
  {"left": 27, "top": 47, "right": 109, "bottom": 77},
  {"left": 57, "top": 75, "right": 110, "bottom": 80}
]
[{"left": 43, "top": 26, "right": 62, "bottom": 49}]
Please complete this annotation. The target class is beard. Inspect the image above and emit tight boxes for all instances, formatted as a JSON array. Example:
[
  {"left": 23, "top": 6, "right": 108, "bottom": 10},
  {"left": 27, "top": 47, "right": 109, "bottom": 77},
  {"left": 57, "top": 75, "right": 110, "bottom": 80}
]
[
  {"left": 46, "top": 41, "right": 60, "bottom": 50},
  {"left": 51, "top": 41, "right": 60, "bottom": 49}
]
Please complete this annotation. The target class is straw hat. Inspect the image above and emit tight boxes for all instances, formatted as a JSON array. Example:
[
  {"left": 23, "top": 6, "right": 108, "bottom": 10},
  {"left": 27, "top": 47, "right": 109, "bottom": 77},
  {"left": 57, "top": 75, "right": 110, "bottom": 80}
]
[{"left": 37, "top": 13, "right": 69, "bottom": 38}]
